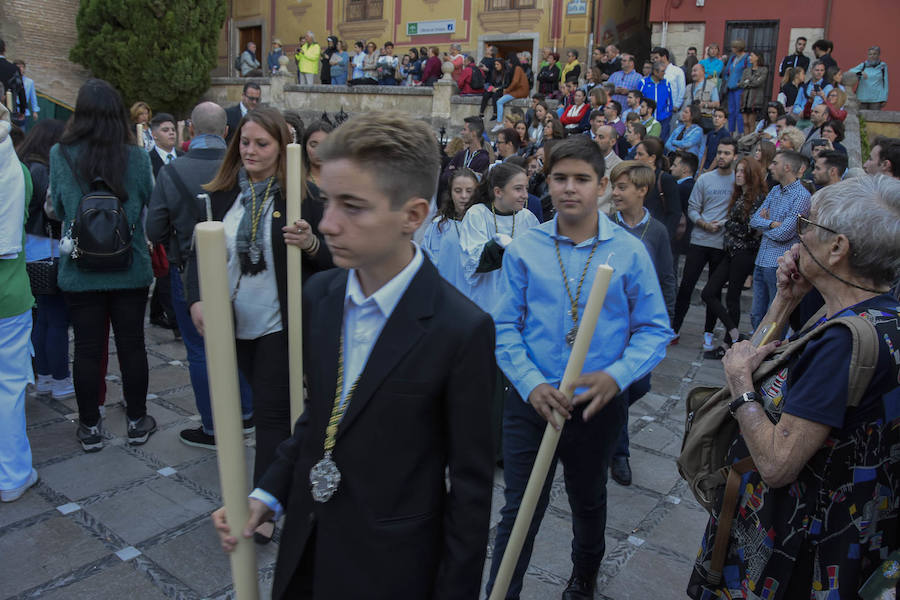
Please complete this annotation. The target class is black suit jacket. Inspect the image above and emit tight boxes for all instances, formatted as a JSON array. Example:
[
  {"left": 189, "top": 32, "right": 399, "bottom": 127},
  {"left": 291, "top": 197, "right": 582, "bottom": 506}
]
[
  {"left": 259, "top": 260, "right": 496, "bottom": 600},
  {"left": 149, "top": 147, "right": 184, "bottom": 178},
  {"left": 225, "top": 104, "right": 243, "bottom": 144}
]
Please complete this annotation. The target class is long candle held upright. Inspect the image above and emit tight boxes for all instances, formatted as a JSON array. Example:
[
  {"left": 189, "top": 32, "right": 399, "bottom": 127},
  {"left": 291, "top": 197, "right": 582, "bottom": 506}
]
[
  {"left": 195, "top": 222, "right": 259, "bottom": 600},
  {"left": 489, "top": 261, "right": 614, "bottom": 600},
  {"left": 285, "top": 143, "right": 304, "bottom": 430},
  {"left": 136, "top": 123, "right": 144, "bottom": 148},
  {"left": 5, "top": 91, "right": 12, "bottom": 112}
]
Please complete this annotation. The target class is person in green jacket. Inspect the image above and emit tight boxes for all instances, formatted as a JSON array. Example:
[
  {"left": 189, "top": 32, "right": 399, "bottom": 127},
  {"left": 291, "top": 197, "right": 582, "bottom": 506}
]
[
  {"left": 50, "top": 79, "right": 158, "bottom": 453},
  {"left": 295, "top": 31, "right": 321, "bottom": 85},
  {"left": 0, "top": 102, "right": 38, "bottom": 502}
]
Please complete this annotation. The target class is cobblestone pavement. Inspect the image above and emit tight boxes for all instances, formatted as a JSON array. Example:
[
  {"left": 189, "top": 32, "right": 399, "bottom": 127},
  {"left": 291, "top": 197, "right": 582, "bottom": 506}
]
[{"left": 1, "top": 288, "right": 743, "bottom": 600}]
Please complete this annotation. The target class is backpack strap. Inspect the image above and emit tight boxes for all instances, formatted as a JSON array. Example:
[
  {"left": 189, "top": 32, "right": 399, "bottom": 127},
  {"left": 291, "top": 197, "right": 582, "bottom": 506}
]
[
  {"left": 58, "top": 146, "right": 88, "bottom": 195},
  {"left": 827, "top": 315, "right": 880, "bottom": 408},
  {"left": 162, "top": 163, "right": 197, "bottom": 221}
]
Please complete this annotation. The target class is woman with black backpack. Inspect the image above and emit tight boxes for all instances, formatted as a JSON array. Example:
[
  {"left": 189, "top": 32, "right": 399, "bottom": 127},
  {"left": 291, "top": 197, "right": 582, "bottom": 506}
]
[{"left": 50, "top": 78, "right": 157, "bottom": 453}]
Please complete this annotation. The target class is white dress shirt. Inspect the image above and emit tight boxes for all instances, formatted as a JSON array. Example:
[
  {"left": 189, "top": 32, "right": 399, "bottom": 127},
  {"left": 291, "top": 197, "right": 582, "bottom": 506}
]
[
  {"left": 340, "top": 243, "right": 424, "bottom": 405},
  {"left": 154, "top": 145, "right": 177, "bottom": 166}
]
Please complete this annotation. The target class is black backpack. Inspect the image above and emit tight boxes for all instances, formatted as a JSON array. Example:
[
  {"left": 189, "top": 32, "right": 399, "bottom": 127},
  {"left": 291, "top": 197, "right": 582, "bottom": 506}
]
[
  {"left": 469, "top": 65, "right": 485, "bottom": 90},
  {"left": 60, "top": 146, "right": 134, "bottom": 271},
  {"left": 233, "top": 54, "right": 242, "bottom": 73}
]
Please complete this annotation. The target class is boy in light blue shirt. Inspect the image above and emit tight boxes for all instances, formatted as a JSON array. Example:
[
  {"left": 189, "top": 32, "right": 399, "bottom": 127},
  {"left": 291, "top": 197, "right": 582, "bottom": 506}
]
[{"left": 485, "top": 136, "right": 672, "bottom": 599}]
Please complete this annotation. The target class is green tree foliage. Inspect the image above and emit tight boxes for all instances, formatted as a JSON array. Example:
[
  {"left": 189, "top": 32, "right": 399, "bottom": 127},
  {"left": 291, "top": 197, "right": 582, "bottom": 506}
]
[{"left": 70, "top": 0, "right": 226, "bottom": 117}]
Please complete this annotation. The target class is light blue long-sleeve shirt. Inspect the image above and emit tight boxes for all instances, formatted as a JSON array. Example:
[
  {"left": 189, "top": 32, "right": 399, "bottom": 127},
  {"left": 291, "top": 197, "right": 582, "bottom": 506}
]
[
  {"left": 851, "top": 61, "right": 889, "bottom": 103},
  {"left": 491, "top": 213, "right": 673, "bottom": 402},
  {"left": 749, "top": 179, "right": 811, "bottom": 267},
  {"left": 665, "top": 123, "right": 705, "bottom": 159},
  {"left": 792, "top": 78, "right": 833, "bottom": 114},
  {"left": 23, "top": 76, "right": 39, "bottom": 117}
]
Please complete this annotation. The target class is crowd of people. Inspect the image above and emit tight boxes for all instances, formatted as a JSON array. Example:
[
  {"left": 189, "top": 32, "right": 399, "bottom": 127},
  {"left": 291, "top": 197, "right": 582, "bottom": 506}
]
[{"left": 1, "top": 32, "right": 899, "bottom": 600}]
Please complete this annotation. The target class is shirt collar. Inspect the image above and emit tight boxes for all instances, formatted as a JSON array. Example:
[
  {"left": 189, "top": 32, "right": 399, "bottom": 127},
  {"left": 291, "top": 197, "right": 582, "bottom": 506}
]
[
  {"left": 547, "top": 211, "right": 615, "bottom": 245},
  {"left": 240, "top": 102, "right": 249, "bottom": 115},
  {"left": 155, "top": 145, "right": 176, "bottom": 162},
  {"left": 615, "top": 208, "right": 650, "bottom": 228},
  {"left": 344, "top": 242, "right": 424, "bottom": 317},
  {"left": 677, "top": 176, "right": 693, "bottom": 184},
  {"left": 778, "top": 178, "right": 803, "bottom": 193}
]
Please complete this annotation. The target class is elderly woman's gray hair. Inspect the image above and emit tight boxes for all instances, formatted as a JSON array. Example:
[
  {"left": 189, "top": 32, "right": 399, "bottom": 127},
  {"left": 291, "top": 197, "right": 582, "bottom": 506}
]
[{"left": 812, "top": 174, "right": 900, "bottom": 287}]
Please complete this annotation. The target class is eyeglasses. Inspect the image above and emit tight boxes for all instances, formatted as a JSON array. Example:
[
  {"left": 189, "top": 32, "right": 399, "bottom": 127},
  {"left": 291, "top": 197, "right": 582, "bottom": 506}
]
[
  {"left": 797, "top": 214, "right": 839, "bottom": 236},
  {"left": 244, "top": 94, "right": 261, "bottom": 104}
]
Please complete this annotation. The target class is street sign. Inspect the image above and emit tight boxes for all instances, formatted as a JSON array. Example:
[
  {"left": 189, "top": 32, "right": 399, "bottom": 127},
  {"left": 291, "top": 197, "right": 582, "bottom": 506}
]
[
  {"left": 566, "top": 0, "right": 587, "bottom": 15},
  {"left": 407, "top": 20, "right": 456, "bottom": 36}
]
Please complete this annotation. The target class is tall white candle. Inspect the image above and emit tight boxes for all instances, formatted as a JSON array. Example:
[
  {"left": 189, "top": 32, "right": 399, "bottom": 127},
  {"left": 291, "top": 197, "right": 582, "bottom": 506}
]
[
  {"left": 195, "top": 222, "right": 259, "bottom": 600},
  {"left": 286, "top": 143, "right": 304, "bottom": 430},
  {"left": 136, "top": 123, "right": 144, "bottom": 148}
]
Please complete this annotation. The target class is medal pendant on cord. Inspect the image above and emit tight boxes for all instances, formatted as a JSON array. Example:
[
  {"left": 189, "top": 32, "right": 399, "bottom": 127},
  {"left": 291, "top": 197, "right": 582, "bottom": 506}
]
[
  {"left": 566, "top": 326, "right": 578, "bottom": 346},
  {"left": 248, "top": 242, "right": 262, "bottom": 265},
  {"left": 309, "top": 450, "right": 341, "bottom": 502}
]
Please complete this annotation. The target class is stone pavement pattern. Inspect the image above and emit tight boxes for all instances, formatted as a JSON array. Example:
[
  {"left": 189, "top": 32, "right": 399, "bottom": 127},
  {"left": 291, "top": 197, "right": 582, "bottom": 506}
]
[{"left": 1, "top": 290, "right": 740, "bottom": 600}]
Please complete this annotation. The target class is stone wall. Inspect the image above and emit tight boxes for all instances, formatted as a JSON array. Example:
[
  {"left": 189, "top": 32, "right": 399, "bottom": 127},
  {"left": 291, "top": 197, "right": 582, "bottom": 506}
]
[
  {"left": 203, "top": 76, "right": 547, "bottom": 133},
  {"left": 0, "top": 0, "right": 91, "bottom": 106},
  {"left": 650, "top": 22, "right": 706, "bottom": 65}
]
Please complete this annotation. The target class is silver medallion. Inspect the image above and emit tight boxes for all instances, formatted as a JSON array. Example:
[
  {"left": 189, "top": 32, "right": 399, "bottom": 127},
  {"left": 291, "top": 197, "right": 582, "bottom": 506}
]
[
  {"left": 309, "top": 450, "right": 341, "bottom": 502},
  {"left": 248, "top": 243, "right": 262, "bottom": 265},
  {"left": 566, "top": 326, "right": 578, "bottom": 346}
]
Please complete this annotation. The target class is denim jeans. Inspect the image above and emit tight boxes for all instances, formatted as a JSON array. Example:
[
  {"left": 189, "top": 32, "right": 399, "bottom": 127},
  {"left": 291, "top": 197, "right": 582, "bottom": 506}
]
[
  {"left": 750, "top": 265, "right": 778, "bottom": 330},
  {"left": 486, "top": 388, "right": 628, "bottom": 598},
  {"left": 659, "top": 117, "right": 671, "bottom": 143},
  {"left": 0, "top": 310, "right": 34, "bottom": 492},
  {"left": 496, "top": 94, "right": 515, "bottom": 122},
  {"left": 170, "top": 266, "right": 252, "bottom": 435},
  {"left": 65, "top": 288, "right": 149, "bottom": 426},
  {"left": 32, "top": 293, "right": 70, "bottom": 379},
  {"left": 727, "top": 89, "right": 743, "bottom": 134}
]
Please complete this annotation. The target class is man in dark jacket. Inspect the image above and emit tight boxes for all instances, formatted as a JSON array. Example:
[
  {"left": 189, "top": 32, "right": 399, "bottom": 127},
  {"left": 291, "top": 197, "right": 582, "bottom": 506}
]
[
  {"left": 225, "top": 82, "right": 261, "bottom": 143},
  {"left": 0, "top": 39, "right": 26, "bottom": 124},
  {"left": 146, "top": 101, "right": 253, "bottom": 449}
]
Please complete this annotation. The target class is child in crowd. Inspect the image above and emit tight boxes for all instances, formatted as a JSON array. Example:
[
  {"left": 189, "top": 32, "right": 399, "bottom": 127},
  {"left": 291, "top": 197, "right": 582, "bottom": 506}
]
[
  {"left": 423, "top": 168, "right": 479, "bottom": 296},
  {"left": 607, "top": 160, "right": 677, "bottom": 485},
  {"left": 459, "top": 162, "right": 539, "bottom": 311},
  {"left": 485, "top": 136, "right": 672, "bottom": 599}
]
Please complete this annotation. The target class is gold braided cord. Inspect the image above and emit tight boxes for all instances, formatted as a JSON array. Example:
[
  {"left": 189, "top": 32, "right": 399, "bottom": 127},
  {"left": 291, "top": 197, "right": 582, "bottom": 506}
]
[
  {"left": 324, "top": 332, "right": 360, "bottom": 453},
  {"left": 491, "top": 202, "right": 516, "bottom": 238},
  {"left": 248, "top": 176, "right": 276, "bottom": 245},
  {"left": 554, "top": 237, "right": 600, "bottom": 325}
]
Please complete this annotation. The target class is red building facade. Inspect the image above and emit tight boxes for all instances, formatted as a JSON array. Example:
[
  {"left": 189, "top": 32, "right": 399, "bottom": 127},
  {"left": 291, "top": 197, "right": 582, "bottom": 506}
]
[{"left": 647, "top": 0, "right": 899, "bottom": 110}]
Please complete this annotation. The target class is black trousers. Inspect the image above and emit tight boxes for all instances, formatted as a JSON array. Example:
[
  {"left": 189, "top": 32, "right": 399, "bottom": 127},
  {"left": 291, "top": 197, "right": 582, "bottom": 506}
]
[
  {"left": 700, "top": 249, "right": 756, "bottom": 333},
  {"left": 65, "top": 288, "right": 150, "bottom": 426},
  {"left": 236, "top": 330, "right": 291, "bottom": 486},
  {"left": 149, "top": 271, "right": 176, "bottom": 324},
  {"left": 673, "top": 244, "right": 725, "bottom": 333},
  {"left": 480, "top": 89, "right": 502, "bottom": 116}
]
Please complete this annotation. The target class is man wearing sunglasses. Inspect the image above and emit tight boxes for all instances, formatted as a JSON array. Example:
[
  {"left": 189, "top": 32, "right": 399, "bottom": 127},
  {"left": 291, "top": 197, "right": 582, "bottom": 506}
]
[{"left": 748, "top": 150, "right": 811, "bottom": 329}]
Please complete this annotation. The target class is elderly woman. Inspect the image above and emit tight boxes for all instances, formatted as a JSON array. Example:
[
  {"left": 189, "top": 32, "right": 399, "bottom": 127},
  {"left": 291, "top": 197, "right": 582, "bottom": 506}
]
[
  {"left": 687, "top": 175, "right": 900, "bottom": 599},
  {"left": 851, "top": 46, "right": 889, "bottom": 110}
]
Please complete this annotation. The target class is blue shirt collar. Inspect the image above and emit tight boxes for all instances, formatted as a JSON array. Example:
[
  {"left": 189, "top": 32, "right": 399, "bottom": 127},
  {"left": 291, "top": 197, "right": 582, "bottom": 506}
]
[
  {"left": 677, "top": 176, "right": 693, "bottom": 184},
  {"left": 540, "top": 211, "right": 615, "bottom": 246},
  {"left": 615, "top": 208, "right": 650, "bottom": 229}
]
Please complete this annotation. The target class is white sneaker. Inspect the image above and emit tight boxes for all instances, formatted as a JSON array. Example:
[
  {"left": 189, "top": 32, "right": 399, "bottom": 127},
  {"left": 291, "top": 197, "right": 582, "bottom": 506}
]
[
  {"left": 702, "top": 332, "right": 715, "bottom": 351},
  {"left": 491, "top": 124, "right": 503, "bottom": 133},
  {"left": 1, "top": 469, "right": 39, "bottom": 502},
  {"left": 35, "top": 374, "right": 53, "bottom": 395},
  {"left": 51, "top": 377, "right": 76, "bottom": 399}
]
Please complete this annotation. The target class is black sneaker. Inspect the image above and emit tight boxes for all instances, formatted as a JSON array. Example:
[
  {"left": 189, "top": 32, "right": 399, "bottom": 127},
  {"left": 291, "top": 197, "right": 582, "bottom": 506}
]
[
  {"left": 242, "top": 417, "right": 255, "bottom": 435},
  {"left": 77, "top": 420, "right": 104, "bottom": 453},
  {"left": 179, "top": 427, "right": 216, "bottom": 449},
  {"left": 610, "top": 455, "right": 632, "bottom": 486},
  {"left": 127, "top": 415, "right": 157, "bottom": 445}
]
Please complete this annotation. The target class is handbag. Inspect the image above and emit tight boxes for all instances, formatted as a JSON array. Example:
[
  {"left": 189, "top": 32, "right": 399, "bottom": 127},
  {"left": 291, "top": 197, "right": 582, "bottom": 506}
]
[{"left": 25, "top": 225, "right": 59, "bottom": 296}]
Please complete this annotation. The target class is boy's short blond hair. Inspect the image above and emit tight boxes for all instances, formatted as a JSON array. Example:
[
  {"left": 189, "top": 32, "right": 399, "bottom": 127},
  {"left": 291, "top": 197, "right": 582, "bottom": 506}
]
[
  {"left": 609, "top": 160, "right": 655, "bottom": 192},
  {"left": 316, "top": 111, "right": 440, "bottom": 208}
]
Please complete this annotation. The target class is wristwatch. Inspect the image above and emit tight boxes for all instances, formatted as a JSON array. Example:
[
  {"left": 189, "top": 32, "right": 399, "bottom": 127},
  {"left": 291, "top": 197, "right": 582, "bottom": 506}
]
[{"left": 728, "top": 391, "right": 760, "bottom": 417}]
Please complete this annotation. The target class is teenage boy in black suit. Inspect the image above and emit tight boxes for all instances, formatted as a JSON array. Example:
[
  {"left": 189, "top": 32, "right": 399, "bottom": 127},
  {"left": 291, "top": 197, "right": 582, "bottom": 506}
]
[{"left": 213, "top": 111, "right": 496, "bottom": 600}]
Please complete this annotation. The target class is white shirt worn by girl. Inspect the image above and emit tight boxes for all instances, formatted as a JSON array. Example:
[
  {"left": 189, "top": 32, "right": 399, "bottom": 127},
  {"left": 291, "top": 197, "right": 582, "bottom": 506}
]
[
  {"left": 458, "top": 202, "right": 539, "bottom": 312},
  {"left": 223, "top": 194, "right": 282, "bottom": 340}
]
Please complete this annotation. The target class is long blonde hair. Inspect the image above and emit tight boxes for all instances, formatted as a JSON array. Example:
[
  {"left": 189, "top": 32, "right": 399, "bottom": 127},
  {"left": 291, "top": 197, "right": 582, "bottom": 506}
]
[{"left": 204, "top": 106, "right": 292, "bottom": 192}]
